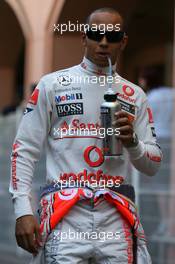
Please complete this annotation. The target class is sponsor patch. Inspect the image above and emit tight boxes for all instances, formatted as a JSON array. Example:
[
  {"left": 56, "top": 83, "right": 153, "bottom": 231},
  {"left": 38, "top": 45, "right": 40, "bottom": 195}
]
[
  {"left": 12, "top": 141, "right": 20, "bottom": 190},
  {"left": 29, "top": 88, "right": 39, "bottom": 105},
  {"left": 59, "top": 169, "right": 124, "bottom": 185},
  {"left": 54, "top": 86, "right": 81, "bottom": 92},
  {"left": 147, "top": 108, "right": 154, "bottom": 123},
  {"left": 72, "top": 87, "right": 81, "bottom": 91},
  {"left": 24, "top": 107, "right": 33, "bottom": 115},
  {"left": 55, "top": 93, "right": 83, "bottom": 103},
  {"left": 56, "top": 103, "right": 83, "bottom": 117},
  {"left": 151, "top": 127, "right": 156, "bottom": 137},
  {"left": 57, "top": 75, "right": 72, "bottom": 86},
  {"left": 117, "top": 93, "right": 136, "bottom": 104},
  {"left": 84, "top": 146, "right": 104, "bottom": 167},
  {"left": 117, "top": 98, "right": 135, "bottom": 116},
  {"left": 122, "top": 85, "right": 135, "bottom": 96},
  {"left": 71, "top": 119, "right": 100, "bottom": 130}
]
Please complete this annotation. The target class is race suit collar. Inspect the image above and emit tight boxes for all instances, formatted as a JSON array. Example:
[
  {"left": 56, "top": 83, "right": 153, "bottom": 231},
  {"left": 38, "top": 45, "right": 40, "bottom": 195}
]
[{"left": 80, "top": 56, "right": 116, "bottom": 76}]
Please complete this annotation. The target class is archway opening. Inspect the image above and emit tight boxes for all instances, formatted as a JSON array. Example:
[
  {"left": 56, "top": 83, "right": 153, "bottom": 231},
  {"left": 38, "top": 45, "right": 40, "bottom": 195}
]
[{"left": 0, "top": 1, "right": 25, "bottom": 115}]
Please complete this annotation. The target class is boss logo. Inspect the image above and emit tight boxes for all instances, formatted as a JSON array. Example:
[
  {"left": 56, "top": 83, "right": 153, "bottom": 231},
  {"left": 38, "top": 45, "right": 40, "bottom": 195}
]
[{"left": 56, "top": 103, "right": 83, "bottom": 117}]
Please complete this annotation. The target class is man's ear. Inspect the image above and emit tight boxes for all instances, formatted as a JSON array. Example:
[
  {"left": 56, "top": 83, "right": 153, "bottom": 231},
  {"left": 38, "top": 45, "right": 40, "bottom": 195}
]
[
  {"left": 81, "top": 31, "right": 87, "bottom": 47},
  {"left": 120, "top": 35, "right": 128, "bottom": 51}
]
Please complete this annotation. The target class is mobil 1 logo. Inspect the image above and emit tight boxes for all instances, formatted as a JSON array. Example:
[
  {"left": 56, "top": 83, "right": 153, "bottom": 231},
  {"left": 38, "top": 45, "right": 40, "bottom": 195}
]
[
  {"left": 56, "top": 103, "right": 84, "bottom": 117},
  {"left": 55, "top": 93, "right": 83, "bottom": 103}
]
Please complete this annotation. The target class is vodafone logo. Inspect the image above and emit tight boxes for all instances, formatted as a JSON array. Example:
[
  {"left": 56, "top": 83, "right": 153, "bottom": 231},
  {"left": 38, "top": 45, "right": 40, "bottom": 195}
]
[
  {"left": 59, "top": 170, "right": 124, "bottom": 185},
  {"left": 117, "top": 93, "right": 136, "bottom": 104},
  {"left": 84, "top": 146, "right": 104, "bottom": 167},
  {"left": 122, "top": 85, "right": 135, "bottom": 97}
]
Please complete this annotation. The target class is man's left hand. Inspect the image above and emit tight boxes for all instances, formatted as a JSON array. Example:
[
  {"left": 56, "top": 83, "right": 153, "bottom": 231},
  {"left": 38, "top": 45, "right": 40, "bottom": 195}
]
[{"left": 113, "top": 111, "right": 138, "bottom": 148}]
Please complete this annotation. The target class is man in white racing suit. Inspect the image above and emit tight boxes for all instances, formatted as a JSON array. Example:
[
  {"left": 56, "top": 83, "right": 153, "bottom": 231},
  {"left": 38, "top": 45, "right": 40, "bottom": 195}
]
[{"left": 9, "top": 8, "right": 162, "bottom": 264}]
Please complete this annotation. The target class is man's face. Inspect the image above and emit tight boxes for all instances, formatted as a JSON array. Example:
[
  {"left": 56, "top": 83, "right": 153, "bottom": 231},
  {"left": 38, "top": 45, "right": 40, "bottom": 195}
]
[{"left": 82, "top": 12, "right": 128, "bottom": 67}]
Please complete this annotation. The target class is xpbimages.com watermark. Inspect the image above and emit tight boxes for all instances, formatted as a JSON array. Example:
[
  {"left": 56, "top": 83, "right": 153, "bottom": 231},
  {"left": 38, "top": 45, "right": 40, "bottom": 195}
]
[
  {"left": 53, "top": 177, "right": 122, "bottom": 190},
  {"left": 53, "top": 126, "right": 120, "bottom": 139},
  {"left": 57, "top": 74, "right": 121, "bottom": 87},
  {"left": 54, "top": 21, "right": 121, "bottom": 35},
  {"left": 53, "top": 229, "right": 121, "bottom": 242}
]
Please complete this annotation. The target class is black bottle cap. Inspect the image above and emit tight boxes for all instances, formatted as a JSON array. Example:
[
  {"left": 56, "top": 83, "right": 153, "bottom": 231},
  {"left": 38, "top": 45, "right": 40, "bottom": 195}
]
[{"left": 104, "top": 93, "right": 117, "bottom": 102}]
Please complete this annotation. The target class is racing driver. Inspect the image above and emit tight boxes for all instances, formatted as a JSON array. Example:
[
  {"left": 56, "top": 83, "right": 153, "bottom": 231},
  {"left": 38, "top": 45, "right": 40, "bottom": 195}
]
[{"left": 10, "top": 7, "right": 162, "bottom": 264}]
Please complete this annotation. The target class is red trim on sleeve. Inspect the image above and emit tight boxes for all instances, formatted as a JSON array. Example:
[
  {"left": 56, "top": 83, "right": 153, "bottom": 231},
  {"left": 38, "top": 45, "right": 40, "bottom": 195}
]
[
  {"left": 29, "top": 89, "right": 39, "bottom": 105},
  {"left": 146, "top": 152, "right": 161, "bottom": 162},
  {"left": 147, "top": 108, "right": 154, "bottom": 123}
]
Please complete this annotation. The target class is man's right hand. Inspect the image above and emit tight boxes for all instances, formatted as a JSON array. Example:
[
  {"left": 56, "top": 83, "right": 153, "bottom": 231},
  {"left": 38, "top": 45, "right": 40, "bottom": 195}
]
[{"left": 15, "top": 215, "right": 42, "bottom": 255}]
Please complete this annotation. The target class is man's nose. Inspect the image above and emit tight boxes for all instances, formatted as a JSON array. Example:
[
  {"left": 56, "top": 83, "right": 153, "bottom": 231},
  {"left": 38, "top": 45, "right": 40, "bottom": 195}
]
[{"left": 99, "top": 35, "right": 108, "bottom": 47}]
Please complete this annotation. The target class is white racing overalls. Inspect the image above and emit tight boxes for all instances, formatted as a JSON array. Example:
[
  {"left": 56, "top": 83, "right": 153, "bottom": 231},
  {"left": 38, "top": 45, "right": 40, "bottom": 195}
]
[{"left": 10, "top": 57, "right": 162, "bottom": 263}]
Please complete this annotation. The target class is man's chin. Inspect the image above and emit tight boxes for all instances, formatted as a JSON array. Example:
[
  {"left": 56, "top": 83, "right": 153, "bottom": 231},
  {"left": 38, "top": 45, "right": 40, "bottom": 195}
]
[
  {"left": 93, "top": 59, "right": 109, "bottom": 67},
  {"left": 86, "top": 56, "right": 110, "bottom": 67},
  {"left": 97, "top": 63, "right": 109, "bottom": 67}
]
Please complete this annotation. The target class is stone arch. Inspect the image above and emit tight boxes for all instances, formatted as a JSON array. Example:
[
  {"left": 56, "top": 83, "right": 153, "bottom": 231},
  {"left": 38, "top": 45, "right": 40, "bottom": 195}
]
[
  {"left": 0, "top": 0, "right": 26, "bottom": 112},
  {"left": 5, "top": 0, "right": 32, "bottom": 40}
]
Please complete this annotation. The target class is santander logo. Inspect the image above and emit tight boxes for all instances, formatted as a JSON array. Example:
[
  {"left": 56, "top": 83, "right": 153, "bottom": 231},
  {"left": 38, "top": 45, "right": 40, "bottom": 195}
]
[{"left": 60, "top": 119, "right": 101, "bottom": 130}]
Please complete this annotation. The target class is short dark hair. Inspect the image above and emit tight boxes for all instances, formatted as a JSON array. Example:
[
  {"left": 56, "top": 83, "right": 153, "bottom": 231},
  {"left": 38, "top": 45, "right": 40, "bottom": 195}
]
[{"left": 86, "top": 7, "right": 125, "bottom": 30}]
